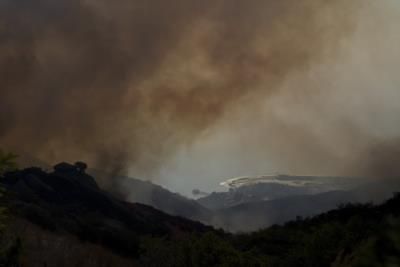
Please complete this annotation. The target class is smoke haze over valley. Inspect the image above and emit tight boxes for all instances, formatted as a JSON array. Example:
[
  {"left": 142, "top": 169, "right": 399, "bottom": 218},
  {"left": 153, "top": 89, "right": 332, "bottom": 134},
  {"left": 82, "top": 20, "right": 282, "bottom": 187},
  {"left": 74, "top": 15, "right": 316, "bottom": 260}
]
[{"left": 0, "top": 0, "right": 399, "bottom": 195}]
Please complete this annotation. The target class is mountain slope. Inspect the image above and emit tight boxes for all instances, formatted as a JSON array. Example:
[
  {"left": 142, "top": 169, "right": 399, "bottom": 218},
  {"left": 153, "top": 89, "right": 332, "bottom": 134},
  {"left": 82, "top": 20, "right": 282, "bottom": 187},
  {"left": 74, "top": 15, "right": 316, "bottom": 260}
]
[
  {"left": 0, "top": 164, "right": 214, "bottom": 261},
  {"left": 95, "top": 173, "right": 212, "bottom": 223},
  {"left": 214, "top": 190, "right": 359, "bottom": 232},
  {"left": 213, "top": 178, "right": 400, "bottom": 232},
  {"left": 197, "top": 175, "right": 368, "bottom": 210},
  {"left": 198, "top": 183, "right": 313, "bottom": 210}
]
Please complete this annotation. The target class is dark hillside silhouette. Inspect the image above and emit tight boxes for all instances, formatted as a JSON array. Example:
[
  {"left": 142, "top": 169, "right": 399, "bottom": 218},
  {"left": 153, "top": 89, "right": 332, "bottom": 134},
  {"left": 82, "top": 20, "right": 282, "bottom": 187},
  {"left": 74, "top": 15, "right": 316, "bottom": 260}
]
[{"left": 0, "top": 162, "right": 399, "bottom": 266}]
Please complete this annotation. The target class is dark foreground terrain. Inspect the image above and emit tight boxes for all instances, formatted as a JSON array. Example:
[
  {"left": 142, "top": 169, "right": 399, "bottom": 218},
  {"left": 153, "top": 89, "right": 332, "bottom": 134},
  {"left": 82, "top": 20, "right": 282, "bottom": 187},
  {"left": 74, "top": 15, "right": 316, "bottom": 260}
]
[{"left": 0, "top": 164, "right": 399, "bottom": 266}]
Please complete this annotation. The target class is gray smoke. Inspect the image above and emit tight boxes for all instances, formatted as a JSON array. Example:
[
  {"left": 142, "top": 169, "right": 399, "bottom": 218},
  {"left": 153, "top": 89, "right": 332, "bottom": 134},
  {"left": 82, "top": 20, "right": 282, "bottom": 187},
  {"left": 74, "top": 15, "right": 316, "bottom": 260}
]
[
  {"left": 0, "top": 0, "right": 363, "bottom": 176},
  {"left": 1, "top": 0, "right": 399, "bottom": 192}
]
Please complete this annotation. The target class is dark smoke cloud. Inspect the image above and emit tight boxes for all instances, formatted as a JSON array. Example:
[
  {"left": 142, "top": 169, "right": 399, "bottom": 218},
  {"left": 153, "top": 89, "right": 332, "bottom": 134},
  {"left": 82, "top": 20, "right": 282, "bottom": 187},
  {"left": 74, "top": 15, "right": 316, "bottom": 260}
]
[{"left": 0, "top": 0, "right": 365, "bottom": 177}]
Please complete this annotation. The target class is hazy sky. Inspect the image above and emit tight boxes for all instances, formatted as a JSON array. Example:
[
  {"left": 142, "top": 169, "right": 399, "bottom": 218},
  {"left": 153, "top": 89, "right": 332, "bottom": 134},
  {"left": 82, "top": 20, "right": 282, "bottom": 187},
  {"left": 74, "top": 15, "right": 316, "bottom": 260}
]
[{"left": 153, "top": 1, "right": 400, "bottom": 195}]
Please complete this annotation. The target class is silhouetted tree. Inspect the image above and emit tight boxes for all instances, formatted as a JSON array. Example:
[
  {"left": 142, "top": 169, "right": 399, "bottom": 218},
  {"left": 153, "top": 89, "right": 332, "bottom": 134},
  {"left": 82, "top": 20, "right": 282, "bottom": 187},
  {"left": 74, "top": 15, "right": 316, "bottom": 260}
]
[{"left": 74, "top": 162, "right": 88, "bottom": 173}]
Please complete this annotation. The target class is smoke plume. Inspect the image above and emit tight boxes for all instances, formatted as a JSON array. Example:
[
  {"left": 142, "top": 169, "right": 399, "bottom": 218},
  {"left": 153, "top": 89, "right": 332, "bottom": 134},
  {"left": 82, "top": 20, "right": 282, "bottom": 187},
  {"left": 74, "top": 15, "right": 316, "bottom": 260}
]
[{"left": 1, "top": 0, "right": 399, "bottom": 186}]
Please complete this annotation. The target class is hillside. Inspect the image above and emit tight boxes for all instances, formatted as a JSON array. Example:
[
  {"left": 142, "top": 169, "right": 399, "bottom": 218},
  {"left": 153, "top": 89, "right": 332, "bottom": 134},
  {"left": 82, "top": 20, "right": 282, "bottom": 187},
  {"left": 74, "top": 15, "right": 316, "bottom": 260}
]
[
  {"left": 0, "top": 163, "right": 399, "bottom": 266},
  {"left": 93, "top": 172, "right": 212, "bottom": 223},
  {"left": 202, "top": 177, "right": 400, "bottom": 232},
  {"left": 119, "top": 192, "right": 400, "bottom": 267},
  {"left": 232, "top": 192, "right": 400, "bottom": 267},
  {"left": 213, "top": 179, "right": 400, "bottom": 232},
  {"left": 0, "top": 163, "right": 215, "bottom": 266},
  {"left": 198, "top": 175, "right": 371, "bottom": 210}
]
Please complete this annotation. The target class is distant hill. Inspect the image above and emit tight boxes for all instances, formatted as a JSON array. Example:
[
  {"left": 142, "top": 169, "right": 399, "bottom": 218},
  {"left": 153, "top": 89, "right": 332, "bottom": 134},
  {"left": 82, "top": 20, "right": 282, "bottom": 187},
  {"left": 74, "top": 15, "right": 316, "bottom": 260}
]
[
  {"left": 197, "top": 175, "right": 368, "bottom": 210},
  {"left": 93, "top": 172, "right": 212, "bottom": 223},
  {"left": 198, "top": 183, "right": 314, "bottom": 210},
  {"left": 211, "top": 178, "right": 400, "bottom": 232},
  {"left": 91, "top": 172, "right": 399, "bottom": 232},
  {"left": 214, "top": 190, "right": 359, "bottom": 232}
]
